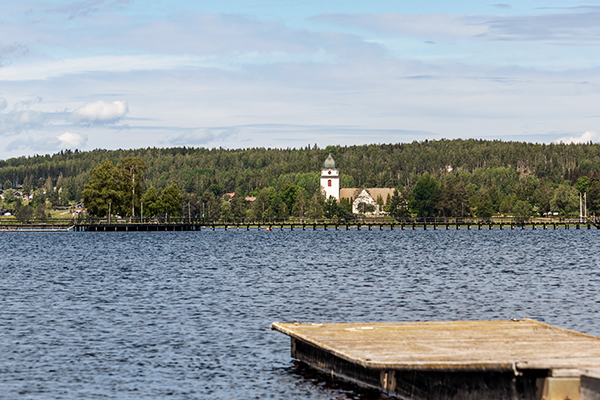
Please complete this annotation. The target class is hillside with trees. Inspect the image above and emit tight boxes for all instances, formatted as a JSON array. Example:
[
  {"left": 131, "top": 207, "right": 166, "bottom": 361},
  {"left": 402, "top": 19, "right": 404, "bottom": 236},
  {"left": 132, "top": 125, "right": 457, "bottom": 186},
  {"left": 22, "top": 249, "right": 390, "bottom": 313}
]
[{"left": 1, "top": 139, "right": 600, "bottom": 221}]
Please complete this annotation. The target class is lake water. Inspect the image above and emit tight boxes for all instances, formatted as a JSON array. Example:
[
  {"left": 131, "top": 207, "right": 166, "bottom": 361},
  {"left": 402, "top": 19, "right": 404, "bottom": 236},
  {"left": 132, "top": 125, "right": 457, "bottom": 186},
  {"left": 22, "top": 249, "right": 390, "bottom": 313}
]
[{"left": 1, "top": 229, "right": 600, "bottom": 399}]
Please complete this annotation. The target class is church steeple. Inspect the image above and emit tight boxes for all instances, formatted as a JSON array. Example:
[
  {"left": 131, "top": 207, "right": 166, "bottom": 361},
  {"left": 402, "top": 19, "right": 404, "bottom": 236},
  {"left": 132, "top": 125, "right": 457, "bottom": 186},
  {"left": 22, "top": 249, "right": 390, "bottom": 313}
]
[{"left": 320, "top": 154, "right": 340, "bottom": 200}]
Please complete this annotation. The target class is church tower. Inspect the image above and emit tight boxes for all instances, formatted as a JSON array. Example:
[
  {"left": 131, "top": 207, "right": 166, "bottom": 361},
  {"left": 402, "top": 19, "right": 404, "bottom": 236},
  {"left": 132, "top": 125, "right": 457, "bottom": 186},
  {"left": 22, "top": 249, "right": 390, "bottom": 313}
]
[{"left": 321, "top": 154, "right": 340, "bottom": 200}]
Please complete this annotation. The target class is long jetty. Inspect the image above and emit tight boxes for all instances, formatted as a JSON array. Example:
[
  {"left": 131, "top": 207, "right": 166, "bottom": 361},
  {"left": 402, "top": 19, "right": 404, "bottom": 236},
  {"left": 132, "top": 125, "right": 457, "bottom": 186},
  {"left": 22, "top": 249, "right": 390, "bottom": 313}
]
[
  {"left": 272, "top": 319, "right": 600, "bottom": 400},
  {"left": 1, "top": 217, "right": 599, "bottom": 232}
]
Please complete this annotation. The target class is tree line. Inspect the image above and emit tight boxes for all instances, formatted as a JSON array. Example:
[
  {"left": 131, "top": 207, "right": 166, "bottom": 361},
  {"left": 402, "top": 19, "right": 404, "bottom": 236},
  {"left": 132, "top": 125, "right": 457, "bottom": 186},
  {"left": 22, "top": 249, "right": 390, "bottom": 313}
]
[{"left": 1, "top": 140, "right": 600, "bottom": 221}]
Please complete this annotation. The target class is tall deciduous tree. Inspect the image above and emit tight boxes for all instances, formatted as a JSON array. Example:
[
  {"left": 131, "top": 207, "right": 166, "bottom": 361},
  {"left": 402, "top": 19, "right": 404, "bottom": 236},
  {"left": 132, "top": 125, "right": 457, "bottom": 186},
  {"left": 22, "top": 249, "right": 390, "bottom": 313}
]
[
  {"left": 159, "top": 184, "right": 183, "bottom": 217},
  {"left": 118, "top": 157, "right": 147, "bottom": 218},
  {"left": 141, "top": 187, "right": 160, "bottom": 218},
  {"left": 551, "top": 184, "right": 577, "bottom": 217},
  {"left": 82, "top": 161, "right": 123, "bottom": 218}
]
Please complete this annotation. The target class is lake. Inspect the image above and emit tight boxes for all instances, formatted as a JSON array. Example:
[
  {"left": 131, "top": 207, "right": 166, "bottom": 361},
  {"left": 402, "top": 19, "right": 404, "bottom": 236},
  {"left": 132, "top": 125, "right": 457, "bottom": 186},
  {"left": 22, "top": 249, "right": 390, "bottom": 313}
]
[{"left": 1, "top": 229, "right": 599, "bottom": 399}]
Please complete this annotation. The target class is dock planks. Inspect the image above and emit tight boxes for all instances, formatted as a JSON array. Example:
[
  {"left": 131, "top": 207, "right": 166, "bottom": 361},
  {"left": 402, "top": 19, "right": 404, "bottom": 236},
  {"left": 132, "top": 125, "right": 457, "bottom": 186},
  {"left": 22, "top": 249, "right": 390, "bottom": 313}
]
[{"left": 271, "top": 319, "right": 600, "bottom": 399}]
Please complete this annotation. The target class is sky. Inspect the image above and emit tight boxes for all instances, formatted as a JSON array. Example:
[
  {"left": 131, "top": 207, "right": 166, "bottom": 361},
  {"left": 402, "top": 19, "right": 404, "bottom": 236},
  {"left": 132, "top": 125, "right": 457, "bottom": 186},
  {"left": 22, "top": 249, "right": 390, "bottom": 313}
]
[{"left": 1, "top": 0, "right": 600, "bottom": 159}]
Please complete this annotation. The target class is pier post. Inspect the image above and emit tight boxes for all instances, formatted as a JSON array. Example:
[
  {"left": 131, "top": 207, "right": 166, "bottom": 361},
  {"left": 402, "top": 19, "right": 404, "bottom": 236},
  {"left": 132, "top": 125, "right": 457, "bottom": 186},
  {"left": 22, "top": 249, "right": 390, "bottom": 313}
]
[
  {"left": 303, "top": 224, "right": 306, "bottom": 231},
  {"left": 446, "top": 224, "right": 449, "bottom": 230},
  {"left": 346, "top": 224, "right": 349, "bottom": 230},
  {"left": 313, "top": 223, "right": 316, "bottom": 231},
  {"left": 577, "top": 224, "right": 580, "bottom": 230},
  {"left": 533, "top": 223, "right": 536, "bottom": 230},
  {"left": 478, "top": 224, "right": 482, "bottom": 230},
  {"left": 511, "top": 224, "right": 514, "bottom": 230},
  {"left": 380, "top": 224, "right": 383, "bottom": 230},
  {"left": 412, "top": 223, "right": 416, "bottom": 230},
  {"left": 468, "top": 225, "right": 471, "bottom": 230},
  {"left": 358, "top": 224, "right": 361, "bottom": 230},
  {"left": 324, "top": 224, "right": 327, "bottom": 231},
  {"left": 423, "top": 224, "right": 426, "bottom": 230},
  {"left": 368, "top": 224, "right": 372, "bottom": 231},
  {"left": 391, "top": 224, "right": 394, "bottom": 230},
  {"left": 336, "top": 225, "right": 339, "bottom": 230}
]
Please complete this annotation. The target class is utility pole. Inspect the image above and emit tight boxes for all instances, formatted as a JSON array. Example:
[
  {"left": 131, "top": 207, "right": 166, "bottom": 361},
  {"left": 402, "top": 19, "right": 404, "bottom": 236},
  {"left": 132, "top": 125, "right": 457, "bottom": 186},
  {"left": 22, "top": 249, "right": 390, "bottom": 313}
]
[
  {"left": 585, "top": 192, "right": 588, "bottom": 222},
  {"left": 580, "top": 192, "right": 583, "bottom": 223},
  {"left": 132, "top": 173, "right": 135, "bottom": 221},
  {"left": 108, "top": 202, "right": 111, "bottom": 224}
]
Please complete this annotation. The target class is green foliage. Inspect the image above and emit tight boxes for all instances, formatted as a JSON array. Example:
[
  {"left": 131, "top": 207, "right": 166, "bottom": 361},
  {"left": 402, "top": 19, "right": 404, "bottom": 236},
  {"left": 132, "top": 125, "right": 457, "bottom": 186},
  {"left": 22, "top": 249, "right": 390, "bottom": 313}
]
[
  {"left": 513, "top": 200, "right": 532, "bottom": 224},
  {"left": 323, "top": 196, "right": 338, "bottom": 219},
  {"left": 82, "top": 161, "right": 122, "bottom": 217},
  {"left": 576, "top": 176, "right": 590, "bottom": 193},
  {"left": 385, "top": 189, "right": 409, "bottom": 218},
  {"left": 119, "top": 157, "right": 147, "bottom": 218},
  {"left": 3, "top": 189, "right": 20, "bottom": 210},
  {"left": 3, "top": 180, "right": 11, "bottom": 190},
  {"left": 141, "top": 187, "right": 160, "bottom": 217},
  {"left": 219, "top": 202, "right": 234, "bottom": 223},
  {"left": 35, "top": 204, "right": 48, "bottom": 222},
  {"left": 3, "top": 140, "right": 600, "bottom": 219},
  {"left": 551, "top": 184, "right": 577, "bottom": 217},
  {"left": 411, "top": 173, "right": 439, "bottom": 217},
  {"left": 589, "top": 181, "right": 600, "bottom": 216},
  {"left": 159, "top": 184, "right": 183, "bottom": 216},
  {"left": 14, "top": 203, "right": 33, "bottom": 223}
]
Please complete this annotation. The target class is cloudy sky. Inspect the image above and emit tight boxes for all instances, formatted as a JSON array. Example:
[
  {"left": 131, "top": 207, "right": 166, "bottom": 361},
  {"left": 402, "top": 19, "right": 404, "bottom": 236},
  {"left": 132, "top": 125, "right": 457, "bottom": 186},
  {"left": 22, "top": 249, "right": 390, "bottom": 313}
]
[{"left": 1, "top": 0, "right": 600, "bottom": 159}]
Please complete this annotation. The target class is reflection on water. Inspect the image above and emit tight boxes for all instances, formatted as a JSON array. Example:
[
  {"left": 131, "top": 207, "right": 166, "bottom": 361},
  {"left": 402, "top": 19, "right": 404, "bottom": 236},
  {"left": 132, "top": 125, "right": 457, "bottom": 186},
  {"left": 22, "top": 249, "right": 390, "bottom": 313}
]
[
  {"left": 0, "top": 229, "right": 599, "bottom": 399},
  {"left": 285, "top": 361, "right": 391, "bottom": 400}
]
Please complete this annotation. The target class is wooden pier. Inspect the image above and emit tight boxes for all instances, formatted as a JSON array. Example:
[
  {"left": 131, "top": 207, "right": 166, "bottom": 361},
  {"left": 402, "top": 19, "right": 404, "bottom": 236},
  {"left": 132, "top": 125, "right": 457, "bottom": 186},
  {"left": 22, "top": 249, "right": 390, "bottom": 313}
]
[{"left": 271, "top": 319, "right": 600, "bottom": 400}]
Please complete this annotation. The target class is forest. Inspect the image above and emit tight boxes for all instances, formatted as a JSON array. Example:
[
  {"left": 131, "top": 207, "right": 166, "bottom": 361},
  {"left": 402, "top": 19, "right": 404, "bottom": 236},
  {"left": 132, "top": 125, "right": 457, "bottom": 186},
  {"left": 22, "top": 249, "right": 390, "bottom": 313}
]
[{"left": 0, "top": 139, "right": 599, "bottom": 220}]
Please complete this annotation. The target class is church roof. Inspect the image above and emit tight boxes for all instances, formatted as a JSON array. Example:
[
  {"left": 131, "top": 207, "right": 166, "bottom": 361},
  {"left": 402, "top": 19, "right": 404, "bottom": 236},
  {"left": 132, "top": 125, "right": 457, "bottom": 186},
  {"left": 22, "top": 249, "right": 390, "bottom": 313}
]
[
  {"left": 340, "top": 188, "right": 398, "bottom": 201},
  {"left": 322, "top": 154, "right": 338, "bottom": 169}
]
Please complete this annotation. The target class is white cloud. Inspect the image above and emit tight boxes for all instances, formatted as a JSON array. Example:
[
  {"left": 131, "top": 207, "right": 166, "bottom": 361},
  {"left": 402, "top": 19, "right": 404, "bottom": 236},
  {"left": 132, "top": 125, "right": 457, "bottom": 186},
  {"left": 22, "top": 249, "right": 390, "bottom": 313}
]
[
  {"left": 315, "top": 10, "right": 600, "bottom": 44},
  {"left": 0, "top": 55, "right": 208, "bottom": 81},
  {"left": 5, "top": 132, "right": 87, "bottom": 152},
  {"left": 0, "top": 109, "right": 45, "bottom": 134},
  {"left": 0, "top": 98, "right": 6, "bottom": 111},
  {"left": 70, "top": 100, "right": 128, "bottom": 124},
  {"left": 555, "top": 131, "right": 600, "bottom": 144},
  {"left": 166, "top": 128, "right": 238, "bottom": 146},
  {"left": 58, "top": 132, "right": 87, "bottom": 148}
]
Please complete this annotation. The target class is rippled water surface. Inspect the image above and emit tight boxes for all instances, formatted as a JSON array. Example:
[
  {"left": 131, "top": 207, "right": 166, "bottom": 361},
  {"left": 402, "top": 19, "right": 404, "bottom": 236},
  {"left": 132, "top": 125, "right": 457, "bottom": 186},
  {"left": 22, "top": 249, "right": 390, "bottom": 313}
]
[{"left": 1, "top": 229, "right": 600, "bottom": 399}]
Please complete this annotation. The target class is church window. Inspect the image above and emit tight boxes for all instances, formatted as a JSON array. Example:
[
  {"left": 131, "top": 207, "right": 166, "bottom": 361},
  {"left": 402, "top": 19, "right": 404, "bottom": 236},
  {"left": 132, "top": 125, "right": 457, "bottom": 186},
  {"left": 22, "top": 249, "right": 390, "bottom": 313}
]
[{"left": 328, "top": 180, "right": 332, "bottom": 187}]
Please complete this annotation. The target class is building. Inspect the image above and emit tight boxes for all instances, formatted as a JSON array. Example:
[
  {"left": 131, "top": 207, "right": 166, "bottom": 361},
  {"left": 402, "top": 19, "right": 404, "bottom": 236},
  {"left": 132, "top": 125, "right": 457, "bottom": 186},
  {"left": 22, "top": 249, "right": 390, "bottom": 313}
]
[
  {"left": 320, "top": 154, "right": 340, "bottom": 200},
  {"left": 340, "top": 188, "right": 396, "bottom": 214},
  {"left": 319, "top": 154, "right": 398, "bottom": 214}
]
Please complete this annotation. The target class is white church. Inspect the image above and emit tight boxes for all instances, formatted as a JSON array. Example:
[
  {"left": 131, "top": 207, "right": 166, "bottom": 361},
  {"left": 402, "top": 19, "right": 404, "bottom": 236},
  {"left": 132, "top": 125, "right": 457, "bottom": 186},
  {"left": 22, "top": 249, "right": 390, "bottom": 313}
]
[{"left": 320, "top": 154, "right": 396, "bottom": 214}]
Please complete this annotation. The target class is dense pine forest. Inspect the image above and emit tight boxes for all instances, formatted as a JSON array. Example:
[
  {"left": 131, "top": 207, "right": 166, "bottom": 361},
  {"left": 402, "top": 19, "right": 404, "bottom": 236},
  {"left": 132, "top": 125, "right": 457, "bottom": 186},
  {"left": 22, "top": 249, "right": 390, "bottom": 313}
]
[{"left": 1, "top": 139, "right": 600, "bottom": 219}]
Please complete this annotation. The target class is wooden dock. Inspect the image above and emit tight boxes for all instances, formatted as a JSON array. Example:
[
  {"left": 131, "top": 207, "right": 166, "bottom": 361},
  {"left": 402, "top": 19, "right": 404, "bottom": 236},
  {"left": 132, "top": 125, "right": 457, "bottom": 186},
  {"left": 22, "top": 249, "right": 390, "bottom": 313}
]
[{"left": 271, "top": 319, "right": 600, "bottom": 400}]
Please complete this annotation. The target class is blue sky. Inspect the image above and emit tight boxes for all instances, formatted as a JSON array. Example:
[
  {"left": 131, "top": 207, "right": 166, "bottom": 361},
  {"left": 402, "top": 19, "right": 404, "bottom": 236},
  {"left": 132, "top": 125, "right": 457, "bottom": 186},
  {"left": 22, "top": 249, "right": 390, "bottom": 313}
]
[{"left": 1, "top": 0, "right": 600, "bottom": 158}]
